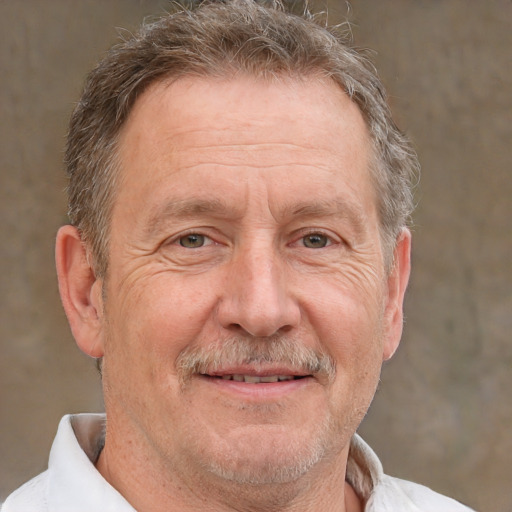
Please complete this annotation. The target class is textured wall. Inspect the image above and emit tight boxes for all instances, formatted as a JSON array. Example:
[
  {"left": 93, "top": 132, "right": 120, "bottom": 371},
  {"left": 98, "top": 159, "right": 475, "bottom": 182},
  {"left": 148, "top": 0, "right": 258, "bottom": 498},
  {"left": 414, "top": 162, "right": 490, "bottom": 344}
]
[
  {"left": 1, "top": 2, "right": 510, "bottom": 511},
  {"left": 348, "top": 3, "right": 512, "bottom": 512}
]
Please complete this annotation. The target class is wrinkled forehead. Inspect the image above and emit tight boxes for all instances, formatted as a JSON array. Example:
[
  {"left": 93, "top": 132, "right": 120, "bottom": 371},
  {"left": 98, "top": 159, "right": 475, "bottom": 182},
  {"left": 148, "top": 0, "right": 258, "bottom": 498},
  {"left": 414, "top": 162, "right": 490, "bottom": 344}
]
[
  {"left": 112, "top": 75, "right": 378, "bottom": 228},
  {"left": 112, "top": 73, "right": 380, "bottom": 233},
  {"left": 99, "top": 74, "right": 392, "bottom": 274},
  {"left": 117, "top": 73, "right": 372, "bottom": 171}
]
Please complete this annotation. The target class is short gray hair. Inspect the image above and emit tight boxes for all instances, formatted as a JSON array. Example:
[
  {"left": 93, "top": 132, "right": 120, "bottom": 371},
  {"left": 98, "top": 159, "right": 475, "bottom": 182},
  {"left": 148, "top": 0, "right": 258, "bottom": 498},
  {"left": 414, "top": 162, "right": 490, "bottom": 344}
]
[{"left": 66, "top": 0, "right": 419, "bottom": 277}]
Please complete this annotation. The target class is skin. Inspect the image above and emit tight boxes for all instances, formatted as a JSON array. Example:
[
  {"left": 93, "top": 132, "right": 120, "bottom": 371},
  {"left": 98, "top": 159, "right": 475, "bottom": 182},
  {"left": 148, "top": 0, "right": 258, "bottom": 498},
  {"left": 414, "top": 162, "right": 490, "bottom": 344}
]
[{"left": 56, "top": 75, "right": 411, "bottom": 512}]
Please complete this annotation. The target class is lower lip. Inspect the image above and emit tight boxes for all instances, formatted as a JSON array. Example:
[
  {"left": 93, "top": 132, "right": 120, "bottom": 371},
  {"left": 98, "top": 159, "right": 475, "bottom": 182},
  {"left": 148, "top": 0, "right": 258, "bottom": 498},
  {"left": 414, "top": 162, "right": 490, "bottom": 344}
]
[{"left": 197, "top": 375, "right": 315, "bottom": 399}]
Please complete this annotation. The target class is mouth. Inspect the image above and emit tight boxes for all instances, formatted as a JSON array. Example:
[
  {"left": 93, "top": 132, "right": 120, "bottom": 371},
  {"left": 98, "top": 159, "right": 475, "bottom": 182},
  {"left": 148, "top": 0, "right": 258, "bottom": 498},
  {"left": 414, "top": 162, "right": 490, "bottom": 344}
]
[
  {"left": 195, "top": 370, "right": 314, "bottom": 398},
  {"left": 202, "top": 374, "right": 309, "bottom": 383}
]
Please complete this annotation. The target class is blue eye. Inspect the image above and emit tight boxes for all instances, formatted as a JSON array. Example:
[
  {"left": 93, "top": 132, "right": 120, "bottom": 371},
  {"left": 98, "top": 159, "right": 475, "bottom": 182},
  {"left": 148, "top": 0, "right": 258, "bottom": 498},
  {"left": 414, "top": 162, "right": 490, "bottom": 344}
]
[
  {"left": 179, "top": 234, "right": 206, "bottom": 248},
  {"left": 302, "top": 233, "right": 329, "bottom": 248}
]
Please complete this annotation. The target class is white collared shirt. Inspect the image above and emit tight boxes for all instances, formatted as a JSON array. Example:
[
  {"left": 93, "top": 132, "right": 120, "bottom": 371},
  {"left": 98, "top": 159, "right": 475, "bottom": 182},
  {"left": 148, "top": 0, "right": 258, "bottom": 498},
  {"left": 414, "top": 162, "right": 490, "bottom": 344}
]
[{"left": 2, "top": 414, "right": 475, "bottom": 511}]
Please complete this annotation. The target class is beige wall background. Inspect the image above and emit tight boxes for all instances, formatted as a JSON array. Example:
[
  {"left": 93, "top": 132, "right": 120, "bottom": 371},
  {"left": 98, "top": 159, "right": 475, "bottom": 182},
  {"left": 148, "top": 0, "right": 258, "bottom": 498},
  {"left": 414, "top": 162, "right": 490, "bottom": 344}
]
[{"left": 1, "top": 1, "right": 510, "bottom": 511}]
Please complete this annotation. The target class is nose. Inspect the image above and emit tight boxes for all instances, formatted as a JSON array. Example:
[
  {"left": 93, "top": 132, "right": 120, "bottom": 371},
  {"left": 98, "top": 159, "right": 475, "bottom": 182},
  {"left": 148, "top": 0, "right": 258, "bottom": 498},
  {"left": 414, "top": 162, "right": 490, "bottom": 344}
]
[{"left": 217, "top": 246, "right": 301, "bottom": 338}]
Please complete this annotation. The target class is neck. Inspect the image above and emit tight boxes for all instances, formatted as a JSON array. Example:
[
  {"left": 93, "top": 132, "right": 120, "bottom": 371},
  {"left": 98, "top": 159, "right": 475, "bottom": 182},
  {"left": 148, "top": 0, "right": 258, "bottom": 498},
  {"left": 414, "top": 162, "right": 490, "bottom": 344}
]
[{"left": 96, "top": 434, "right": 363, "bottom": 512}]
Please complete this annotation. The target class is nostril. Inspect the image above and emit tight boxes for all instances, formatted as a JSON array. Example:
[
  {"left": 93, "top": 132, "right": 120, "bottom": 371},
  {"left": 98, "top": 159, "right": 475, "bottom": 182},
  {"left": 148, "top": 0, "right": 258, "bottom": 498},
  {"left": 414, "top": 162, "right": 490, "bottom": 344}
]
[
  {"left": 216, "top": 284, "right": 301, "bottom": 337},
  {"left": 227, "top": 323, "right": 245, "bottom": 333},
  {"left": 227, "top": 322, "right": 295, "bottom": 338}
]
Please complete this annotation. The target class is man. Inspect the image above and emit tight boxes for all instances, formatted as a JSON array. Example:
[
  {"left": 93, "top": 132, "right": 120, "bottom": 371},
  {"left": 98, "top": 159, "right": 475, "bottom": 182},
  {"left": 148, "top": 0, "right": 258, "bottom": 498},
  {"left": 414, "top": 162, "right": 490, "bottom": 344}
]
[{"left": 3, "top": 1, "right": 474, "bottom": 511}]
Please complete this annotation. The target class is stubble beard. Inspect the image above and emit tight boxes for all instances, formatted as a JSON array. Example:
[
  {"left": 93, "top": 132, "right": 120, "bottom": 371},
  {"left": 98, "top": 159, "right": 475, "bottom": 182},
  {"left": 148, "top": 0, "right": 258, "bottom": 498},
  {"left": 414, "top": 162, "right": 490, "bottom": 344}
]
[
  {"left": 175, "top": 336, "right": 346, "bottom": 487},
  {"left": 197, "top": 412, "right": 339, "bottom": 487}
]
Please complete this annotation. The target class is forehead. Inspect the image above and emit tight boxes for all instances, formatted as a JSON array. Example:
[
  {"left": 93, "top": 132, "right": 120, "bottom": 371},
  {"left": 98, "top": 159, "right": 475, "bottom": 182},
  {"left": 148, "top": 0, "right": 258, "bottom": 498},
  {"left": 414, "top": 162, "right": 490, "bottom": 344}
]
[
  {"left": 114, "top": 75, "right": 376, "bottom": 223},
  {"left": 120, "top": 73, "right": 369, "bottom": 152}
]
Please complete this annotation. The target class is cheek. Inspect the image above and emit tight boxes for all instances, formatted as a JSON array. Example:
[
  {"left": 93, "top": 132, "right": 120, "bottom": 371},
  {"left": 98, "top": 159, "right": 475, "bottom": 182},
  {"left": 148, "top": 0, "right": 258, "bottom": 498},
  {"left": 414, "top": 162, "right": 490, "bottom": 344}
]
[
  {"left": 105, "top": 271, "right": 220, "bottom": 366},
  {"left": 305, "top": 272, "right": 386, "bottom": 381},
  {"left": 308, "top": 273, "right": 385, "bottom": 341},
  {"left": 100, "top": 276, "right": 215, "bottom": 416}
]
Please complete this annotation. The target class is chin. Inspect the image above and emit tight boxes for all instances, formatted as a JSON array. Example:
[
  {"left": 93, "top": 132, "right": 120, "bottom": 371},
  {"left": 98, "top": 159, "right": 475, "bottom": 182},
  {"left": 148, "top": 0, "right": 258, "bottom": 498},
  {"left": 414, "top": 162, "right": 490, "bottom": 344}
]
[
  {"left": 206, "top": 449, "right": 325, "bottom": 486},
  {"left": 197, "top": 420, "right": 337, "bottom": 486}
]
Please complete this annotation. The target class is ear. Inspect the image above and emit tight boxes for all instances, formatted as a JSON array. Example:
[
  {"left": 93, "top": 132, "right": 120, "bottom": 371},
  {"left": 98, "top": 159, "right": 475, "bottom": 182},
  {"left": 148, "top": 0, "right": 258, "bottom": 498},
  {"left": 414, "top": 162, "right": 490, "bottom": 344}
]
[
  {"left": 382, "top": 228, "right": 412, "bottom": 361},
  {"left": 55, "top": 225, "right": 105, "bottom": 358}
]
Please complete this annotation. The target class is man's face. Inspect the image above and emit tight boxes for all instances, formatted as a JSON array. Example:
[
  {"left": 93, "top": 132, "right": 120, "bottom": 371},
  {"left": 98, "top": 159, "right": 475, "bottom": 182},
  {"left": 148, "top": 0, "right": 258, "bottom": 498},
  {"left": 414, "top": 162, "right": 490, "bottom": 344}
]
[{"left": 97, "top": 76, "right": 406, "bottom": 486}]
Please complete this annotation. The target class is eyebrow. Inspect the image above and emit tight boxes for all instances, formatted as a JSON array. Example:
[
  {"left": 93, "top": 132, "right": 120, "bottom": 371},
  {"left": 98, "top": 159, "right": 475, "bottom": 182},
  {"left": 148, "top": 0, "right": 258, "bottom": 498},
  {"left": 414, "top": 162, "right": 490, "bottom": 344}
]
[
  {"left": 145, "top": 198, "right": 242, "bottom": 236},
  {"left": 144, "top": 196, "right": 369, "bottom": 237},
  {"left": 281, "top": 198, "right": 369, "bottom": 233}
]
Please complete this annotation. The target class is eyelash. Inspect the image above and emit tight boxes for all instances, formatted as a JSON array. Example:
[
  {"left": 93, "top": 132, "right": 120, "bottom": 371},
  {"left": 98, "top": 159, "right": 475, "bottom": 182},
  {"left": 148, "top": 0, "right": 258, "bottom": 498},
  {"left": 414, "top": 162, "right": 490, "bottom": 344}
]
[
  {"left": 165, "top": 228, "right": 341, "bottom": 250},
  {"left": 293, "top": 229, "right": 339, "bottom": 249},
  {"left": 172, "top": 230, "right": 215, "bottom": 248}
]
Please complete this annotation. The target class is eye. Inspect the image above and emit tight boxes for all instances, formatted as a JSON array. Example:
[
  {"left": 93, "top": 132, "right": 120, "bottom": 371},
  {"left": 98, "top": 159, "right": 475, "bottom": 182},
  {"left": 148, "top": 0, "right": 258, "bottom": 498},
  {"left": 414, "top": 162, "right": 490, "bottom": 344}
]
[
  {"left": 178, "top": 233, "right": 210, "bottom": 248},
  {"left": 302, "top": 233, "right": 330, "bottom": 248}
]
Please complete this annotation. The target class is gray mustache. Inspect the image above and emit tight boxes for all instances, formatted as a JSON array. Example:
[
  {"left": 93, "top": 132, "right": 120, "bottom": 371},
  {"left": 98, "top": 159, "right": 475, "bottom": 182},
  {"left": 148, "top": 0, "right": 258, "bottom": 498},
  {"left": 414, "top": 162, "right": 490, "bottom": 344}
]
[{"left": 176, "top": 337, "right": 336, "bottom": 385}]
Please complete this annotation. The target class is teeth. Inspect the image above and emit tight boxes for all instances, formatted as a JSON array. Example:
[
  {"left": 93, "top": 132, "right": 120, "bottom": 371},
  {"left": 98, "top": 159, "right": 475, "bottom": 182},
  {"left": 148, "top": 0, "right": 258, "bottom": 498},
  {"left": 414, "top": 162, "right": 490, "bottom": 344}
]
[
  {"left": 243, "top": 375, "right": 261, "bottom": 383},
  {"left": 217, "top": 374, "right": 298, "bottom": 383},
  {"left": 260, "top": 375, "right": 279, "bottom": 383}
]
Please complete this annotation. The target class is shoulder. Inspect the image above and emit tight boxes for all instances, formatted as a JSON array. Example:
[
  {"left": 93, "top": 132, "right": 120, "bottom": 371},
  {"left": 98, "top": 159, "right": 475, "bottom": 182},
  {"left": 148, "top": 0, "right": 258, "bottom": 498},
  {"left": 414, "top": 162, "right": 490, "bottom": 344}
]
[
  {"left": 348, "top": 435, "right": 476, "bottom": 512},
  {"left": 2, "top": 471, "right": 49, "bottom": 512},
  {"left": 372, "top": 474, "right": 476, "bottom": 512},
  {"left": 2, "top": 414, "right": 107, "bottom": 512}
]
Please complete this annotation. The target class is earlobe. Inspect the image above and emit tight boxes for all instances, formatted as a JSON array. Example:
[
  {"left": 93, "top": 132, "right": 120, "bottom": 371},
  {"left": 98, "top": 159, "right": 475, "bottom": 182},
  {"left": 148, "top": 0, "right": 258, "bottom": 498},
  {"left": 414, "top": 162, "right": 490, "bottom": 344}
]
[
  {"left": 55, "top": 225, "right": 105, "bottom": 358},
  {"left": 382, "top": 228, "right": 412, "bottom": 361}
]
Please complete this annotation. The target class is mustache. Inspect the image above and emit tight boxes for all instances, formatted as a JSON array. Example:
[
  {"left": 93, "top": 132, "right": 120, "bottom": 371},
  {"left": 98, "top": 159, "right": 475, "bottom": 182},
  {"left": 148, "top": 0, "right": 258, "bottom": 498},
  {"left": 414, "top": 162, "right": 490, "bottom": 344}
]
[{"left": 175, "top": 336, "right": 336, "bottom": 385}]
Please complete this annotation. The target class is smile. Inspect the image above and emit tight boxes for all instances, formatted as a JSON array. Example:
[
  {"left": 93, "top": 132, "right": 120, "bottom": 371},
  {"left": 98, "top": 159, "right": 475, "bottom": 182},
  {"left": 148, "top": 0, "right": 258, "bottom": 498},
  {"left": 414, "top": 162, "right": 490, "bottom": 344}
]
[
  {"left": 193, "top": 371, "right": 316, "bottom": 399},
  {"left": 206, "top": 374, "right": 307, "bottom": 383}
]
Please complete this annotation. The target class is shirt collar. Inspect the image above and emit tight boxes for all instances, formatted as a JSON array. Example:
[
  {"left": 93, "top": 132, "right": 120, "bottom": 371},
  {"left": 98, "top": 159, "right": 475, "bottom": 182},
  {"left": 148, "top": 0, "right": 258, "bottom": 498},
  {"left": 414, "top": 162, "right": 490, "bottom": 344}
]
[{"left": 47, "top": 414, "right": 135, "bottom": 512}]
